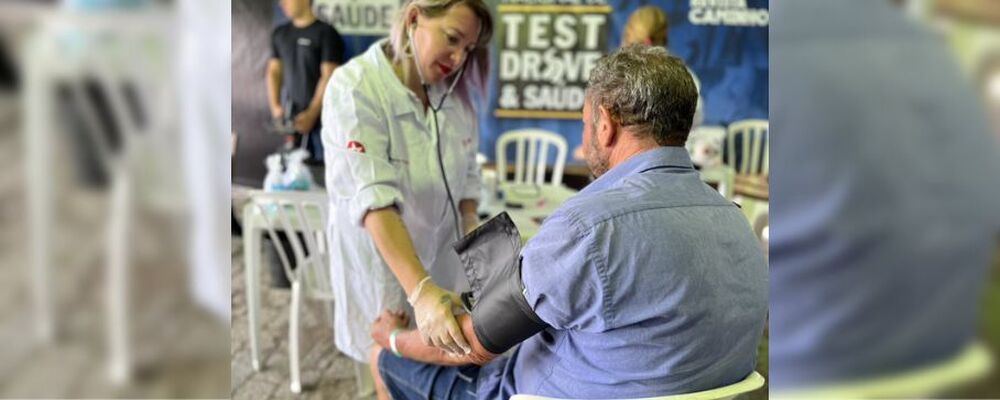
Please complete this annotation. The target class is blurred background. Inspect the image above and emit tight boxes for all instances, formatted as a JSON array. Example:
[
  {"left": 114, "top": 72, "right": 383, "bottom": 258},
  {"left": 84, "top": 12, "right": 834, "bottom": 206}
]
[
  {"left": 230, "top": 0, "right": 769, "bottom": 399},
  {"left": 0, "top": 0, "right": 997, "bottom": 398},
  {"left": 0, "top": 0, "right": 230, "bottom": 398}
]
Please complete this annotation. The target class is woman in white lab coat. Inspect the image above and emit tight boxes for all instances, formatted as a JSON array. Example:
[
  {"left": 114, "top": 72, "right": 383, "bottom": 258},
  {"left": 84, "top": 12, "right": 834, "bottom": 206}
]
[{"left": 321, "top": 0, "right": 492, "bottom": 363}]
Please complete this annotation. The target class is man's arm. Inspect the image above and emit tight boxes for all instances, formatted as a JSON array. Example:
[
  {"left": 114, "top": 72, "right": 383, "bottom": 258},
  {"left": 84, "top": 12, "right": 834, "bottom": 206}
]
[
  {"left": 308, "top": 62, "right": 336, "bottom": 114},
  {"left": 377, "top": 314, "right": 497, "bottom": 367},
  {"left": 266, "top": 59, "right": 283, "bottom": 119},
  {"left": 294, "top": 61, "right": 336, "bottom": 133}
]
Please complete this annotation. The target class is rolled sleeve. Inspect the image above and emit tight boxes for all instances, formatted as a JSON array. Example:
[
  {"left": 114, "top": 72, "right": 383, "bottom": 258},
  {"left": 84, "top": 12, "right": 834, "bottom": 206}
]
[
  {"left": 520, "top": 213, "right": 608, "bottom": 331},
  {"left": 322, "top": 72, "right": 404, "bottom": 227}
]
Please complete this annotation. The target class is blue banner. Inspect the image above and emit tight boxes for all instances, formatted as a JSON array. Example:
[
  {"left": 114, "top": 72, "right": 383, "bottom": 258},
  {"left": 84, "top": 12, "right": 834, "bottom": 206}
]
[{"left": 313, "top": 0, "right": 768, "bottom": 164}]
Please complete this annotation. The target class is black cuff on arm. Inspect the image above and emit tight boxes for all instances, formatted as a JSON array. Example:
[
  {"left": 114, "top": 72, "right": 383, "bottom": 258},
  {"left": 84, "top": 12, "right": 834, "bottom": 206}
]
[
  {"left": 453, "top": 212, "right": 548, "bottom": 354},
  {"left": 471, "top": 256, "right": 548, "bottom": 354}
]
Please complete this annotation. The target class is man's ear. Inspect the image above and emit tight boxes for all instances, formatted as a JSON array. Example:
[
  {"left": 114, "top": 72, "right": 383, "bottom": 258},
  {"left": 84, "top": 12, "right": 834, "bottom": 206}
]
[
  {"left": 597, "top": 105, "right": 619, "bottom": 148},
  {"left": 642, "top": 37, "right": 653, "bottom": 46}
]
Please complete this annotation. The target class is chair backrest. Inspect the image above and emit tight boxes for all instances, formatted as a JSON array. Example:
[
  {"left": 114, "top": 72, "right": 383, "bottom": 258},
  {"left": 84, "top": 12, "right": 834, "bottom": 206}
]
[
  {"left": 686, "top": 126, "right": 727, "bottom": 168},
  {"left": 724, "top": 120, "right": 769, "bottom": 177},
  {"left": 495, "top": 129, "right": 568, "bottom": 186},
  {"left": 511, "top": 371, "right": 765, "bottom": 400},
  {"left": 250, "top": 191, "right": 334, "bottom": 300},
  {"left": 28, "top": 11, "right": 175, "bottom": 173}
]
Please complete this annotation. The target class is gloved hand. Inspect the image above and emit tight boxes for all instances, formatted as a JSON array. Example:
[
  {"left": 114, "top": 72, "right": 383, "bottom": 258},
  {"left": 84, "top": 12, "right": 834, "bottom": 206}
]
[{"left": 408, "top": 277, "right": 471, "bottom": 355}]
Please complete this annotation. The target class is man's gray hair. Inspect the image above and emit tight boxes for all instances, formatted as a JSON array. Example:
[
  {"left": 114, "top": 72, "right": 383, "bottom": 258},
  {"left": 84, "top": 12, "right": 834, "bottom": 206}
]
[{"left": 587, "top": 45, "right": 698, "bottom": 146}]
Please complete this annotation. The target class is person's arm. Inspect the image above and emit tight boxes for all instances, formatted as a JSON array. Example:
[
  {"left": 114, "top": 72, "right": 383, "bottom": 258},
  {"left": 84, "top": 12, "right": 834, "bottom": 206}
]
[
  {"left": 294, "top": 61, "right": 336, "bottom": 133},
  {"left": 362, "top": 207, "right": 429, "bottom": 295},
  {"left": 374, "top": 312, "right": 497, "bottom": 366},
  {"left": 266, "top": 59, "right": 284, "bottom": 119},
  {"left": 458, "top": 120, "right": 481, "bottom": 234},
  {"left": 934, "top": 0, "right": 1000, "bottom": 24},
  {"left": 309, "top": 62, "right": 336, "bottom": 114},
  {"left": 459, "top": 199, "right": 479, "bottom": 234},
  {"left": 364, "top": 207, "right": 472, "bottom": 355}
]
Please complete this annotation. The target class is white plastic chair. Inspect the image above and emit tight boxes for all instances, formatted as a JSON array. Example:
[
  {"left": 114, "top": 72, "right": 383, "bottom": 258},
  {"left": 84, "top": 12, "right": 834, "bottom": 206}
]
[
  {"left": 249, "top": 191, "right": 336, "bottom": 394},
  {"left": 24, "top": 9, "right": 176, "bottom": 383},
  {"left": 772, "top": 341, "right": 993, "bottom": 400},
  {"left": 724, "top": 120, "right": 768, "bottom": 177},
  {"left": 724, "top": 120, "right": 768, "bottom": 239},
  {"left": 511, "top": 371, "right": 765, "bottom": 400},
  {"left": 686, "top": 126, "right": 733, "bottom": 199},
  {"left": 495, "top": 129, "right": 568, "bottom": 187}
]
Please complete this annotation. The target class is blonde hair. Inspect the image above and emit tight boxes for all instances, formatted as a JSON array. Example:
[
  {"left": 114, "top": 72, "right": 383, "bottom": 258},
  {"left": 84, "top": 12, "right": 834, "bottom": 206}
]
[
  {"left": 388, "top": 0, "right": 493, "bottom": 108},
  {"left": 623, "top": 6, "right": 669, "bottom": 47}
]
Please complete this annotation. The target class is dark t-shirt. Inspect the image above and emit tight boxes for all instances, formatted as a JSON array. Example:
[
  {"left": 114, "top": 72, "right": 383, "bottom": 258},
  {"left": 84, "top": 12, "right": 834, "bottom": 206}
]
[{"left": 271, "top": 20, "right": 345, "bottom": 114}]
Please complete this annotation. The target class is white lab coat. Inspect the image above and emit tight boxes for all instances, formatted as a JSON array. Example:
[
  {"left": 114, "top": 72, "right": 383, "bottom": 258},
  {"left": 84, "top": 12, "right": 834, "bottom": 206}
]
[{"left": 321, "top": 40, "right": 480, "bottom": 362}]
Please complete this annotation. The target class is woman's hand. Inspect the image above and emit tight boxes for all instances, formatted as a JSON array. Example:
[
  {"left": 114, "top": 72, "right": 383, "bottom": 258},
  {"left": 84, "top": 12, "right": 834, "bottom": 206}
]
[
  {"left": 409, "top": 279, "right": 471, "bottom": 355},
  {"left": 371, "top": 309, "right": 409, "bottom": 349}
]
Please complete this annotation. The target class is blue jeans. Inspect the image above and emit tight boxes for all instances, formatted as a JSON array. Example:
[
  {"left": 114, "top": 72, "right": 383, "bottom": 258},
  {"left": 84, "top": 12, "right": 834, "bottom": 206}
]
[{"left": 378, "top": 350, "right": 480, "bottom": 400}]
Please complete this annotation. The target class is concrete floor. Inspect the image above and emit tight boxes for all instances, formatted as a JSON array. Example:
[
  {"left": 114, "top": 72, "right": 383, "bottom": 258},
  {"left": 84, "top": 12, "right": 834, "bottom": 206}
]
[{"left": 229, "top": 232, "right": 362, "bottom": 400}]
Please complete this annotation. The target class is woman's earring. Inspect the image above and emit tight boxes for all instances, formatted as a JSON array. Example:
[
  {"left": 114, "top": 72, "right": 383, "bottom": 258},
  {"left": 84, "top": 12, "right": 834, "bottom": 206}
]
[
  {"left": 403, "top": 40, "right": 414, "bottom": 57},
  {"left": 403, "top": 26, "right": 416, "bottom": 57}
]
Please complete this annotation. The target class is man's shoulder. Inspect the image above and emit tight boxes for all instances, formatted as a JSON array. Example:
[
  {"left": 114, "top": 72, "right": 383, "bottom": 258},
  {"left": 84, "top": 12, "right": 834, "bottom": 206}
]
[
  {"left": 312, "top": 20, "right": 341, "bottom": 35},
  {"left": 272, "top": 22, "right": 293, "bottom": 37},
  {"left": 553, "top": 174, "right": 732, "bottom": 230},
  {"left": 539, "top": 188, "right": 630, "bottom": 238}
]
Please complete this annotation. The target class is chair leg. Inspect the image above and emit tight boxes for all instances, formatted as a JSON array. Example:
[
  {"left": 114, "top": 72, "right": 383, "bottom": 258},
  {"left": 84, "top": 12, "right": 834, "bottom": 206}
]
[
  {"left": 243, "top": 205, "right": 261, "bottom": 371},
  {"left": 289, "top": 280, "right": 302, "bottom": 393},
  {"left": 107, "top": 174, "right": 131, "bottom": 384},
  {"left": 29, "top": 160, "right": 54, "bottom": 343},
  {"left": 355, "top": 360, "right": 375, "bottom": 398},
  {"left": 26, "top": 80, "right": 54, "bottom": 343}
]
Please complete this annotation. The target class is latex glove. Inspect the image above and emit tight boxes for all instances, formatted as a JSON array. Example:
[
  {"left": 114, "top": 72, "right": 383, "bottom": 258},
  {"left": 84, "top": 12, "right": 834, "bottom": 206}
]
[{"left": 408, "top": 277, "right": 471, "bottom": 355}]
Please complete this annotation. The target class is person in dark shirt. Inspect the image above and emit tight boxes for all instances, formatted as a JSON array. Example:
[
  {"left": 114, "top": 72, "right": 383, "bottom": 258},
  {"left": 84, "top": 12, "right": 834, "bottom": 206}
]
[{"left": 267, "top": 0, "right": 345, "bottom": 164}]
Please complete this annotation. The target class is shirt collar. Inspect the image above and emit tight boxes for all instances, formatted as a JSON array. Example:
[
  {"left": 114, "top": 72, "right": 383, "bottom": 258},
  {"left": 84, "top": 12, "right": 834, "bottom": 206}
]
[
  {"left": 580, "top": 146, "right": 695, "bottom": 194},
  {"left": 371, "top": 39, "right": 458, "bottom": 117}
]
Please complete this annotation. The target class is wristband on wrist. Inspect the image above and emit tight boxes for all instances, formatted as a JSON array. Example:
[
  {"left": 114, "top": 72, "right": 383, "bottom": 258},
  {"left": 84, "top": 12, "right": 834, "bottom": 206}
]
[{"left": 389, "top": 328, "right": 403, "bottom": 357}]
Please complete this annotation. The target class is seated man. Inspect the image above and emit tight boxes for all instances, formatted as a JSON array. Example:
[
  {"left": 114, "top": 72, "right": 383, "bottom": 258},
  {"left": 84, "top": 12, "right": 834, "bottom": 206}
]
[{"left": 367, "top": 45, "right": 768, "bottom": 400}]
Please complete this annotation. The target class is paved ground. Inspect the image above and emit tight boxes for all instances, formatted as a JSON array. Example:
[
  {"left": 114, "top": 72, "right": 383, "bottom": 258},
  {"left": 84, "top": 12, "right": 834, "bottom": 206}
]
[{"left": 229, "top": 231, "right": 363, "bottom": 400}]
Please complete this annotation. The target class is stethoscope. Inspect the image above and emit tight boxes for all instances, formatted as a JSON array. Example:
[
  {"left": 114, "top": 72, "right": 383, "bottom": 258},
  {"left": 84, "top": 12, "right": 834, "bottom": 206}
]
[{"left": 408, "top": 23, "right": 468, "bottom": 241}]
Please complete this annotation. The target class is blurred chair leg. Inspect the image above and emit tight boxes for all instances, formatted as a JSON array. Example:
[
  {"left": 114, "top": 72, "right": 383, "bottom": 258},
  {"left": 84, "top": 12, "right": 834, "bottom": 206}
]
[
  {"left": 355, "top": 360, "right": 375, "bottom": 399},
  {"left": 289, "top": 280, "right": 302, "bottom": 393},
  {"left": 243, "top": 204, "right": 262, "bottom": 371},
  {"left": 26, "top": 59, "right": 54, "bottom": 343},
  {"left": 107, "top": 172, "right": 131, "bottom": 384}
]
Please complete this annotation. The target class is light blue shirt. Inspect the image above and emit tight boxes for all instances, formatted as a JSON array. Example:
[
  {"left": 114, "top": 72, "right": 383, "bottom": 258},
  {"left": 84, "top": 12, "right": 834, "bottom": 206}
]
[
  {"left": 477, "top": 147, "right": 768, "bottom": 399},
  {"left": 770, "top": 0, "right": 1000, "bottom": 390}
]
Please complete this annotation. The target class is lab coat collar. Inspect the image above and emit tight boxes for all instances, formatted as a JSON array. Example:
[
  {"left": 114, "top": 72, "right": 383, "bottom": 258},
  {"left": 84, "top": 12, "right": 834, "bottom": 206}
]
[{"left": 370, "top": 39, "right": 458, "bottom": 118}]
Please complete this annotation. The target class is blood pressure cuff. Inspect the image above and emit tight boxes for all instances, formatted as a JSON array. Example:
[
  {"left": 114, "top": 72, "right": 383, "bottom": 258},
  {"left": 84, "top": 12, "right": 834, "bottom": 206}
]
[{"left": 453, "top": 212, "right": 548, "bottom": 354}]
